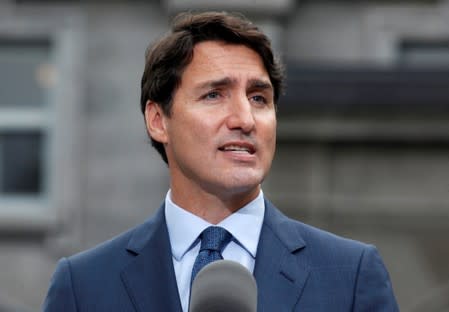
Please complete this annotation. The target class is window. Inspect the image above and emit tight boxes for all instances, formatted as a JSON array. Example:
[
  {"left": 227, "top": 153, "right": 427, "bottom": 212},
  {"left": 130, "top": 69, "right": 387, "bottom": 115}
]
[
  {"left": 399, "top": 39, "right": 449, "bottom": 67},
  {"left": 0, "top": 9, "right": 83, "bottom": 233},
  {"left": 0, "top": 131, "right": 43, "bottom": 195},
  {"left": 0, "top": 37, "right": 55, "bottom": 229}
]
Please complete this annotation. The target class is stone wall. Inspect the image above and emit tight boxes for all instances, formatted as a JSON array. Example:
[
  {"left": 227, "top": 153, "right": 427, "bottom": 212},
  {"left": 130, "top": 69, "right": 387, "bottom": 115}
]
[{"left": 0, "top": 1, "right": 448, "bottom": 310}]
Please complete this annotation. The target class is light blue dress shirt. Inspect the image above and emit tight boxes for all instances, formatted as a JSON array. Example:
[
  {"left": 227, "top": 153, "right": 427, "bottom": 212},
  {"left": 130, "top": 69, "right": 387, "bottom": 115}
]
[{"left": 165, "top": 190, "right": 265, "bottom": 312}]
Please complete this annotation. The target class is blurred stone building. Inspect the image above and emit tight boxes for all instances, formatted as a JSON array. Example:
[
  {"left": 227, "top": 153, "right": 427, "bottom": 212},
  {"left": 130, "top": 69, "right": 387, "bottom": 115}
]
[{"left": 0, "top": 0, "right": 448, "bottom": 311}]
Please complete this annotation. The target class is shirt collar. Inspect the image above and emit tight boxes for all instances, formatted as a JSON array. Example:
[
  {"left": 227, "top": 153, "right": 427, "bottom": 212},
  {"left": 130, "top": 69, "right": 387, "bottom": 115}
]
[{"left": 165, "top": 190, "right": 265, "bottom": 261}]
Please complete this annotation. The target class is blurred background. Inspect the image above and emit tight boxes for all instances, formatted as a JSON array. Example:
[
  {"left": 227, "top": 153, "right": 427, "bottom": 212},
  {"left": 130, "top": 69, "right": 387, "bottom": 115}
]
[{"left": 0, "top": 0, "right": 449, "bottom": 311}]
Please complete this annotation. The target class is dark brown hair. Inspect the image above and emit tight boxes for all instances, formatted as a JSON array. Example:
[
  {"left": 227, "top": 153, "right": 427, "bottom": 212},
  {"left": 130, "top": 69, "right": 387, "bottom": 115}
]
[{"left": 140, "top": 11, "right": 284, "bottom": 164}]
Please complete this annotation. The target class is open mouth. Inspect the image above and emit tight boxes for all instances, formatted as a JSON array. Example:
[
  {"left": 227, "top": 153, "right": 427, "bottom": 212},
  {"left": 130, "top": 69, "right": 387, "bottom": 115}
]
[{"left": 218, "top": 143, "right": 256, "bottom": 155}]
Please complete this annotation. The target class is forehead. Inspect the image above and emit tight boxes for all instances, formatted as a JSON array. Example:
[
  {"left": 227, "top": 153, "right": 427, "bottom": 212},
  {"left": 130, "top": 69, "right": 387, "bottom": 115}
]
[{"left": 181, "top": 41, "right": 270, "bottom": 86}]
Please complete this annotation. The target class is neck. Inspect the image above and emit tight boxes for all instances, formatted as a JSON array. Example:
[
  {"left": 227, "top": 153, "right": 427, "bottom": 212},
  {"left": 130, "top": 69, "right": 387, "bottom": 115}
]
[{"left": 170, "top": 184, "right": 261, "bottom": 224}]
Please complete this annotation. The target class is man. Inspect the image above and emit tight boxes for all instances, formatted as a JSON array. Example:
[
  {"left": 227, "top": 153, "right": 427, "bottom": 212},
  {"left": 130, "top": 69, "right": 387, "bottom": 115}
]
[{"left": 43, "top": 11, "right": 399, "bottom": 311}]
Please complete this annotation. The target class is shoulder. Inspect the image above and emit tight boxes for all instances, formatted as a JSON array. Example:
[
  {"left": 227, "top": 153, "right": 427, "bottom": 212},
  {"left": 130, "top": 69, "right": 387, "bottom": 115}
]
[
  {"left": 43, "top": 206, "right": 167, "bottom": 311},
  {"left": 262, "top": 200, "right": 399, "bottom": 311},
  {"left": 263, "top": 199, "right": 372, "bottom": 266},
  {"left": 67, "top": 205, "right": 165, "bottom": 272},
  {"left": 68, "top": 225, "right": 136, "bottom": 270}
]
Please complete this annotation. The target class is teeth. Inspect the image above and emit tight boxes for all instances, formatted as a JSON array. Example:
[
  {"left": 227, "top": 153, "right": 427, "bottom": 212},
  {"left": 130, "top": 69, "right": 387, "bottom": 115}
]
[{"left": 223, "top": 145, "right": 249, "bottom": 152}]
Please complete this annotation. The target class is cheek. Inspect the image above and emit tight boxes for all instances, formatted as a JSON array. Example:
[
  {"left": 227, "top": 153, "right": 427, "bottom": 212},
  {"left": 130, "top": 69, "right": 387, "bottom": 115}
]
[
  {"left": 260, "top": 116, "right": 277, "bottom": 144},
  {"left": 261, "top": 121, "right": 277, "bottom": 163},
  {"left": 170, "top": 115, "right": 215, "bottom": 148}
]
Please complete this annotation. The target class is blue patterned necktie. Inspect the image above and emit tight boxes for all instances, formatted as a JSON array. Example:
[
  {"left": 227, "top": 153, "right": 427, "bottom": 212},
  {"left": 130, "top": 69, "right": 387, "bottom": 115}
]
[{"left": 190, "top": 226, "right": 232, "bottom": 284}]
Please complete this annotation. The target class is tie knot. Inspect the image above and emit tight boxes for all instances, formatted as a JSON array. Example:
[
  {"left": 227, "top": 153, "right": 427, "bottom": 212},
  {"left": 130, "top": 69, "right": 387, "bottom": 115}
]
[{"left": 199, "top": 226, "right": 232, "bottom": 253}]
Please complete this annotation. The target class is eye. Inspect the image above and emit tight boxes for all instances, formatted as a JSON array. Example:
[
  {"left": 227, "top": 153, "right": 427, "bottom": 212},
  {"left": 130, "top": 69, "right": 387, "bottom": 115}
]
[
  {"left": 202, "top": 91, "right": 222, "bottom": 100},
  {"left": 250, "top": 94, "right": 267, "bottom": 105}
]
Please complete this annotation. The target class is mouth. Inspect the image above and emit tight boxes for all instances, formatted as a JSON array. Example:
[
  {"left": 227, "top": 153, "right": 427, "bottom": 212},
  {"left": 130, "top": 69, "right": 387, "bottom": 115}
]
[{"left": 218, "top": 142, "right": 256, "bottom": 155}]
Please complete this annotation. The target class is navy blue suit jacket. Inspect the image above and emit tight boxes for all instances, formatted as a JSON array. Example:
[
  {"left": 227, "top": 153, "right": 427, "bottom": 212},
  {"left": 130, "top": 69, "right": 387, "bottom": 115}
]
[{"left": 43, "top": 200, "right": 399, "bottom": 311}]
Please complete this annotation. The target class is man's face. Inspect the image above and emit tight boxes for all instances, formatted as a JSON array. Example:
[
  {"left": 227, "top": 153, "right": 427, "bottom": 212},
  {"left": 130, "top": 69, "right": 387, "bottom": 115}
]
[{"left": 155, "top": 41, "right": 276, "bottom": 200}]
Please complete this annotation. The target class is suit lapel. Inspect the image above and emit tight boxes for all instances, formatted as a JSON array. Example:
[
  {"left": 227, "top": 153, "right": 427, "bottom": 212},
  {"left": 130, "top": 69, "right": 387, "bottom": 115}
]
[
  {"left": 254, "top": 200, "right": 310, "bottom": 311},
  {"left": 118, "top": 201, "right": 310, "bottom": 311},
  {"left": 120, "top": 206, "right": 182, "bottom": 312}
]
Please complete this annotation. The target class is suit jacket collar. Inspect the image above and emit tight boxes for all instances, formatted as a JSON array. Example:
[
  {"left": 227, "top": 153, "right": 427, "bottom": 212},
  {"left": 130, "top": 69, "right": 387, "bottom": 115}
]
[
  {"left": 120, "top": 200, "right": 310, "bottom": 312},
  {"left": 121, "top": 205, "right": 182, "bottom": 312},
  {"left": 254, "top": 199, "right": 310, "bottom": 311}
]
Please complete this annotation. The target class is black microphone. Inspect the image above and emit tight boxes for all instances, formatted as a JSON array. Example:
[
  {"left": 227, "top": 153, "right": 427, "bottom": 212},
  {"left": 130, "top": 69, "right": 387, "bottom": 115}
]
[{"left": 189, "top": 260, "right": 257, "bottom": 312}]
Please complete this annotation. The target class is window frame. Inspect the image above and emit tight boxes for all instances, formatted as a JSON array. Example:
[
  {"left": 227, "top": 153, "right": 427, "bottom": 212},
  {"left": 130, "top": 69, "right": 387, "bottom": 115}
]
[{"left": 0, "top": 8, "right": 84, "bottom": 233}]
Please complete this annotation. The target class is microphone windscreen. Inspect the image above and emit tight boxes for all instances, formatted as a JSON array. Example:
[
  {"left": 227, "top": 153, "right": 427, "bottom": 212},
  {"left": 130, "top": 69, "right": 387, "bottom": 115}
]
[{"left": 189, "top": 260, "right": 257, "bottom": 312}]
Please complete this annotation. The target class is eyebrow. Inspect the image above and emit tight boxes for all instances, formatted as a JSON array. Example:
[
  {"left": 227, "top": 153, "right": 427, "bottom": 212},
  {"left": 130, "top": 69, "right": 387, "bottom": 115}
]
[
  {"left": 195, "top": 77, "right": 273, "bottom": 92},
  {"left": 247, "top": 79, "right": 273, "bottom": 92},
  {"left": 195, "top": 77, "right": 235, "bottom": 91}
]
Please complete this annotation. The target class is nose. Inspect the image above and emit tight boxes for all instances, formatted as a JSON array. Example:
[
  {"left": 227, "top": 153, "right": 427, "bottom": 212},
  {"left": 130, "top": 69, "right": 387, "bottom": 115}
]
[{"left": 225, "top": 96, "right": 256, "bottom": 133}]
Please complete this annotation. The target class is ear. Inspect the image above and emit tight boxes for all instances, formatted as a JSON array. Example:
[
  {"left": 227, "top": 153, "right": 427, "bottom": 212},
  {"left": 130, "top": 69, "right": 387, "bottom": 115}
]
[{"left": 144, "top": 100, "right": 168, "bottom": 144}]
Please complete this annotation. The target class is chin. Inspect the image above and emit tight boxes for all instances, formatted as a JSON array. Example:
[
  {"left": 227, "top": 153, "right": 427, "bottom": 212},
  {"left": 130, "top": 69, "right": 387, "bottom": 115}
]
[
  {"left": 209, "top": 167, "right": 266, "bottom": 192},
  {"left": 224, "top": 174, "right": 264, "bottom": 193}
]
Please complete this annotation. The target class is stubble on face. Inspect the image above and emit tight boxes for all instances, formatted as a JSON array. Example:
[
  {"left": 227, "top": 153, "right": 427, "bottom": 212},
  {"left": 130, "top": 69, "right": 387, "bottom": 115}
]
[{"left": 162, "top": 41, "right": 277, "bottom": 221}]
